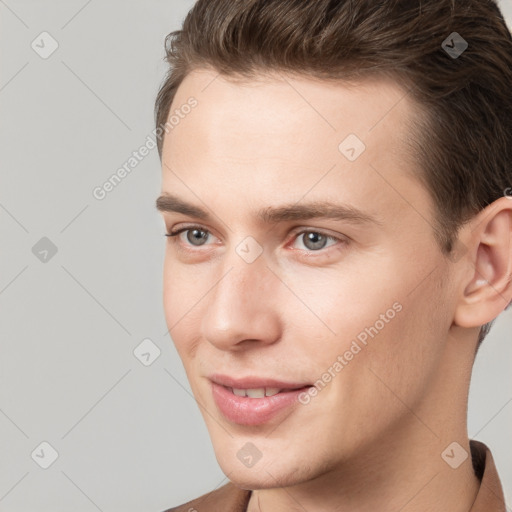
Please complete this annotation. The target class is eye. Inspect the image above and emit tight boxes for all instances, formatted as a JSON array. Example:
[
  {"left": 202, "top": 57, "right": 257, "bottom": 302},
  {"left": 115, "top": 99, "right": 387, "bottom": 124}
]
[
  {"left": 166, "top": 226, "right": 213, "bottom": 246},
  {"left": 165, "top": 226, "right": 345, "bottom": 253},
  {"left": 291, "top": 230, "right": 340, "bottom": 251}
]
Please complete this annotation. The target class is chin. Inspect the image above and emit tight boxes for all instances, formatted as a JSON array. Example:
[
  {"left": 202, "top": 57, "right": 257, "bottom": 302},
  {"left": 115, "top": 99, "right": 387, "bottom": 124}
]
[
  {"left": 225, "top": 472, "right": 300, "bottom": 490},
  {"left": 216, "top": 452, "right": 316, "bottom": 490}
]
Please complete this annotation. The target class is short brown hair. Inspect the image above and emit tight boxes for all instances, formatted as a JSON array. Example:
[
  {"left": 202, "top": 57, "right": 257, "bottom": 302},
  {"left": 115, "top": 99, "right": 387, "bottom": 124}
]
[{"left": 154, "top": 0, "right": 512, "bottom": 344}]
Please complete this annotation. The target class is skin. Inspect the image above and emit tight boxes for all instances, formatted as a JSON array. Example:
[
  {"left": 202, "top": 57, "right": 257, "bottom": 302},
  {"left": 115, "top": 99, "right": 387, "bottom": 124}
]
[{"left": 157, "top": 68, "right": 512, "bottom": 512}]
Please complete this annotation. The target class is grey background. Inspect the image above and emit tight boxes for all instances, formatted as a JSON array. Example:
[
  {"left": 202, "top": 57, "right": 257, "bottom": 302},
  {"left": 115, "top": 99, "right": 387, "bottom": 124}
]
[{"left": 0, "top": 1, "right": 510, "bottom": 510}]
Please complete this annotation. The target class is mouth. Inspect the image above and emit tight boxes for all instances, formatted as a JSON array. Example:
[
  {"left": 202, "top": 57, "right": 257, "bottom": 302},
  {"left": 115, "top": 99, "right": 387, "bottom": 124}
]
[
  {"left": 209, "top": 375, "right": 313, "bottom": 425},
  {"left": 209, "top": 373, "right": 312, "bottom": 392},
  {"left": 226, "top": 385, "right": 307, "bottom": 398}
]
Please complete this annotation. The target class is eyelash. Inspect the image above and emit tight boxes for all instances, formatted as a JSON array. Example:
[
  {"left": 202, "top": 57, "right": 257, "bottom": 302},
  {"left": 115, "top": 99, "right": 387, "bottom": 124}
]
[{"left": 165, "top": 225, "right": 346, "bottom": 254}]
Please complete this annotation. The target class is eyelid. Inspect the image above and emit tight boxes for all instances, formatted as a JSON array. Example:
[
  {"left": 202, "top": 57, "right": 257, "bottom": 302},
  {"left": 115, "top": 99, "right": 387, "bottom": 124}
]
[
  {"left": 166, "top": 224, "right": 210, "bottom": 237},
  {"left": 287, "top": 226, "right": 347, "bottom": 242},
  {"left": 166, "top": 224, "right": 220, "bottom": 245}
]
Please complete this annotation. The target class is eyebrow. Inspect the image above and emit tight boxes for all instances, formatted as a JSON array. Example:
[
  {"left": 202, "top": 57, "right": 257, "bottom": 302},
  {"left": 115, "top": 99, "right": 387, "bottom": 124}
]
[{"left": 155, "top": 194, "right": 382, "bottom": 226}]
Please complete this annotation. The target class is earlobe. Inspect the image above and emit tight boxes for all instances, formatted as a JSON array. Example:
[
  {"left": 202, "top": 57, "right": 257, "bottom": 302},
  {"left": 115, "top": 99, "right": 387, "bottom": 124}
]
[{"left": 453, "top": 198, "right": 512, "bottom": 330}]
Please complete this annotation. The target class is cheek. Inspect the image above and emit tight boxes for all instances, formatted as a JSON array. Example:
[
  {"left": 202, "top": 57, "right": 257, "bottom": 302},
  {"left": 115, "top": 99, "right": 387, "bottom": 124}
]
[
  {"left": 162, "top": 258, "right": 205, "bottom": 355},
  {"left": 162, "top": 259, "right": 180, "bottom": 324},
  {"left": 282, "top": 263, "right": 398, "bottom": 346},
  {"left": 337, "top": 275, "right": 450, "bottom": 421},
  {"left": 288, "top": 258, "right": 448, "bottom": 403},
  {"left": 162, "top": 251, "right": 206, "bottom": 315}
]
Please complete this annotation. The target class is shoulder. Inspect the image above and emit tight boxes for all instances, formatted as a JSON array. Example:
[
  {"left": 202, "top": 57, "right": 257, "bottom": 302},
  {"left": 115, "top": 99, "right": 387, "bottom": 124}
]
[{"left": 161, "top": 481, "right": 252, "bottom": 512}]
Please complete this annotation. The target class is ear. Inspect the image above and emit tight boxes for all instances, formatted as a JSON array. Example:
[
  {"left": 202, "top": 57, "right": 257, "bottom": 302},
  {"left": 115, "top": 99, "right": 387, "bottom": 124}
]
[{"left": 453, "top": 196, "right": 512, "bottom": 330}]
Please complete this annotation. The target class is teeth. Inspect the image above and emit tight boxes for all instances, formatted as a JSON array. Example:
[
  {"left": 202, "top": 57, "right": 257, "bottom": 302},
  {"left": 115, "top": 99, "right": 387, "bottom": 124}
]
[
  {"left": 231, "top": 387, "right": 282, "bottom": 397},
  {"left": 246, "top": 388, "right": 265, "bottom": 398}
]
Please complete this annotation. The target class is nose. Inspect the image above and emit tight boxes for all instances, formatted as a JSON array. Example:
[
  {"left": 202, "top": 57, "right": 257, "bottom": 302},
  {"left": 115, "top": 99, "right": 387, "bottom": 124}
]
[{"left": 200, "top": 249, "right": 282, "bottom": 351}]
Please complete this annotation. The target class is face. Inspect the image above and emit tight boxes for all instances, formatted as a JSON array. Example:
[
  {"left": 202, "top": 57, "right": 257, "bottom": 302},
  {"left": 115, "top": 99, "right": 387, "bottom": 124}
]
[{"left": 158, "top": 69, "right": 457, "bottom": 489}]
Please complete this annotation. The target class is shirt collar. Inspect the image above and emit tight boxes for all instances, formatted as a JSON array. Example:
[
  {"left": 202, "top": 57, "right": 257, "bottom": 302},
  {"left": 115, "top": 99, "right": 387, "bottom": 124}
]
[{"left": 469, "top": 440, "right": 507, "bottom": 511}]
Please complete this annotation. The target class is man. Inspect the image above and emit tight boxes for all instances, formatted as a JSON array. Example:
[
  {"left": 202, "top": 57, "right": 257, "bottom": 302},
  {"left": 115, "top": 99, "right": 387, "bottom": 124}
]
[{"left": 154, "top": 0, "right": 512, "bottom": 510}]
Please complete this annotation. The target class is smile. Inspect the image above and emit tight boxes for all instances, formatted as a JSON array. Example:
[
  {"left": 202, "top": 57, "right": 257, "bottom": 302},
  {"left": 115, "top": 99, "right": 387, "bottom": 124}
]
[
  {"left": 230, "top": 387, "right": 298, "bottom": 397},
  {"left": 211, "top": 382, "right": 313, "bottom": 425}
]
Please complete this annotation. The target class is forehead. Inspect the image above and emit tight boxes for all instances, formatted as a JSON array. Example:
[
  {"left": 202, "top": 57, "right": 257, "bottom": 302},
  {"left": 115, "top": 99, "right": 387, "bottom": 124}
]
[
  {"left": 160, "top": 68, "right": 429, "bottom": 226},
  {"left": 165, "top": 68, "right": 417, "bottom": 164},
  {"left": 172, "top": 68, "right": 413, "bottom": 124}
]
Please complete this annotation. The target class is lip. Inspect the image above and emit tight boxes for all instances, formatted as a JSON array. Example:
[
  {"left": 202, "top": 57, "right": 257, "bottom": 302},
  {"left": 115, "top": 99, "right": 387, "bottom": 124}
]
[
  {"left": 209, "top": 375, "right": 312, "bottom": 426},
  {"left": 209, "top": 374, "right": 310, "bottom": 390}
]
